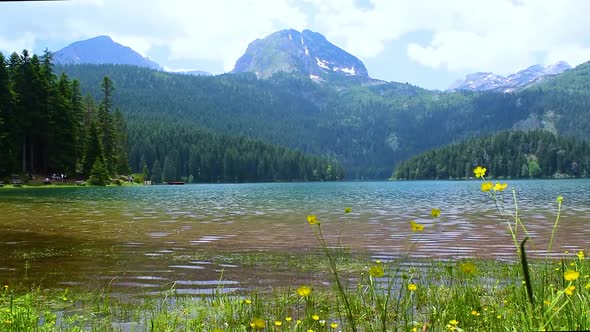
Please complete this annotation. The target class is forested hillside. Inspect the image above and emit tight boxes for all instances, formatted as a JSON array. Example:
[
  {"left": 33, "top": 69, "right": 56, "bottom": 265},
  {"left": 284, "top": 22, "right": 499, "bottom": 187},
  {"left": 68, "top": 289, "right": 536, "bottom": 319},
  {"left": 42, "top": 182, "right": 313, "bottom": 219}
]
[
  {"left": 392, "top": 130, "right": 590, "bottom": 179},
  {"left": 0, "top": 51, "right": 343, "bottom": 183},
  {"left": 56, "top": 65, "right": 528, "bottom": 179},
  {"left": 55, "top": 60, "right": 590, "bottom": 180},
  {"left": 129, "top": 120, "right": 343, "bottom": 183}
]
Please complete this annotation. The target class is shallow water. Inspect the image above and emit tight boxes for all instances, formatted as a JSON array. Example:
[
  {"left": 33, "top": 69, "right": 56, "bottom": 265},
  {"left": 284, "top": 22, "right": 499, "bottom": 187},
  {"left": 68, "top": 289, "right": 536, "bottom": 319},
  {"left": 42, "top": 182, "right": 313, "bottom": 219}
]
[{"left": 0, "top": 180, "right": 588, "bottom": 294}]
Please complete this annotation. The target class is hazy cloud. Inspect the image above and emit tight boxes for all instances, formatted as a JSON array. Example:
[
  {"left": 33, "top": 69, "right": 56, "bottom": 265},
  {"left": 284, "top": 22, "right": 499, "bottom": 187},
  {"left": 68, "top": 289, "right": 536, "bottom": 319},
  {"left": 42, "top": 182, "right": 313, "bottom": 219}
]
[{"left": 1, "top": 0, "right": 589, "bottom": 84}]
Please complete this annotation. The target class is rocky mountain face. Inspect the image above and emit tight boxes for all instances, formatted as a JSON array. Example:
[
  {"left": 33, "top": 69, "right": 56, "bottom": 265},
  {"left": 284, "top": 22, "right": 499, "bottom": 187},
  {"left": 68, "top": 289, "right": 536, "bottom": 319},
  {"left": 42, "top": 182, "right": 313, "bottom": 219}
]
[
  {"left": 232, "top": 29, "right": 370, "bottom": 81},
  {"left": 448, "top": 61, "right": 571, "bottom": 92},
  {"left": 53, "top": 35, "right": 161, "bottom": 69}
]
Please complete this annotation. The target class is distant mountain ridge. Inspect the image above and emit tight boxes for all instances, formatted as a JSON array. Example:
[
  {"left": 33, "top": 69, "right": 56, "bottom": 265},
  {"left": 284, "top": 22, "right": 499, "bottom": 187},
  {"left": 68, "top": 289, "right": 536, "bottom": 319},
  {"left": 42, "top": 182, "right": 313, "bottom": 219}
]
[
  {"left": 53, "top": 36, "right": 162, "bottom": 69},
  {"left": 448, "top": 61, "right": 571, "bottom": 92},
  {"left": 232, "top": 29, "right": 370, "bottom": 81}
]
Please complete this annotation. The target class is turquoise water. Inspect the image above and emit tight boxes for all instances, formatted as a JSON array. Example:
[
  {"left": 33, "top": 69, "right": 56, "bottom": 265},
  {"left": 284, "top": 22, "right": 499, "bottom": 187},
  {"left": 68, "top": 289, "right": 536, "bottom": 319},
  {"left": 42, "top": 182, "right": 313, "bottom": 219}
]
[{"left": 0, "top": 180, "right": 589, "bottom": 293}]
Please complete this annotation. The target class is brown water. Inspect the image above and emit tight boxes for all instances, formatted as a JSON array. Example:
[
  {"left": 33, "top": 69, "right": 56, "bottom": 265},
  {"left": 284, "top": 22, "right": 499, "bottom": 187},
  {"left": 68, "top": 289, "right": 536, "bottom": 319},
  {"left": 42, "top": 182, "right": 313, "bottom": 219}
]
[{"left": 0, "top": 180, "right": 589, "bottom": 295}]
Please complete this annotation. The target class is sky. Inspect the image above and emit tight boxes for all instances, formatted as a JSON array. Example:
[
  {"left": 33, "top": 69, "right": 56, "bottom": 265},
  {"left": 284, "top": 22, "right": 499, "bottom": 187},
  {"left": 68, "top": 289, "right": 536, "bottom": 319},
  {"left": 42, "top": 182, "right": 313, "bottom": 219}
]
[{"left": 1, "top": 0, "right": 590, "bottom": 90}]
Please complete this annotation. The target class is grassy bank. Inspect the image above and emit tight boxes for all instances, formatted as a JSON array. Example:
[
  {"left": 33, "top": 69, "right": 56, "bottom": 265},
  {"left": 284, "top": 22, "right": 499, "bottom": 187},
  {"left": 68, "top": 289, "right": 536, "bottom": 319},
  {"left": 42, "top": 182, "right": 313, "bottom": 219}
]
[
  {"left": 0, "top": 182, "right": 142, "bottom": 189},
  {"left": 1, "top": 254, "right": 588, "bottom": 331}
]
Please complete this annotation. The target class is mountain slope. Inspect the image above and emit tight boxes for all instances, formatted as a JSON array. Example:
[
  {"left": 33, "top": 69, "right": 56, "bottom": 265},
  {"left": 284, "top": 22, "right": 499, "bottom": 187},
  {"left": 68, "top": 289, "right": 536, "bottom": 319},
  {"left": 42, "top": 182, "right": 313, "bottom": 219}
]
[
  {"left": 232, "top": 29, "right": 369, "bottom": 81},
  {"left": 56, "top": 64, "right": 532, "bottom": 179},
  {"left": 55, "top": 52, "right": 590, "bottom": 180},
  {"left": 53, "top": 36, "right": 161, "bottom": 69},
  {"left": 449, "top": 62, "right": 571, "bottom": 92}
]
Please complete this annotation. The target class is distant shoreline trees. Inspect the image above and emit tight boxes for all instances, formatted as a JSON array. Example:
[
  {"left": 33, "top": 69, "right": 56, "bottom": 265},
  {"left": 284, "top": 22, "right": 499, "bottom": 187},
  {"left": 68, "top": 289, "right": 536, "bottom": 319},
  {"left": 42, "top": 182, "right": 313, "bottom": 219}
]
[{"left": 392, "top": 130, "right": 590, "bottom": 180}]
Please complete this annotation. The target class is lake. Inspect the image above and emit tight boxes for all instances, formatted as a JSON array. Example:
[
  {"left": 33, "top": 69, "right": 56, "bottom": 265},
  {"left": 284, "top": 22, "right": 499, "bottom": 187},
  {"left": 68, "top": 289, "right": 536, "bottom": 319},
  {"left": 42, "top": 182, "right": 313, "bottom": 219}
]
[{"left": 1, "top": 180, "right": 589, "bottom": 295}]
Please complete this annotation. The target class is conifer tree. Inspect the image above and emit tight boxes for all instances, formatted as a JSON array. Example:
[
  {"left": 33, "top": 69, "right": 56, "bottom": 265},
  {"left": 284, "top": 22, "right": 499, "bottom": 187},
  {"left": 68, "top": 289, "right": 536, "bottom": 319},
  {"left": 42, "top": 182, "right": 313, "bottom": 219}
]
[
  {"left": 151, "top": 159, "right": 162, "bottom": 183},
  {"left": 112, "top": 109, "right": 130, "bottom": 175},
  {"left": 98, "top": 76, "right": 115, "bottom": 174},
  {"left": 82, "top": 121, "right": 104, "bottom": 177}
]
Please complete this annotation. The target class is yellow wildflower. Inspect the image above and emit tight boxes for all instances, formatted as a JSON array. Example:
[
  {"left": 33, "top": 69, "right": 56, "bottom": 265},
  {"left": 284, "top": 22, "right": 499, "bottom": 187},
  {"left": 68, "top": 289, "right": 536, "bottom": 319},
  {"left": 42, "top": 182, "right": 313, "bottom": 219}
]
[
  {"left": 473, "top": 166, "right": 486, "bottom": 178},
  {"left": 312, "top": 314, "right": 320, "bottom": 321},
  {"left": 410, "top": 220, "right": 424, "bottom": 232},
  {"left": 543, "top": 300, "right": 551, "bottom": 305},
  {"left": 481, "top": 181, "right": 493, "bottom": 192},
  {"left": 585, "top": 283, "right": 590, "bottom": 290},
  {"left": 449, "top": 319, "right": 459, "bottom": 325},
  {"left": 307, "top": 330, "right": 315, "bottom": 332},
  {"left": 330, "top": 322, "right": 339, "bottom": 329},
  {"left": 297, "top": 285, "right": 311, "bottom": 297},
  {"left": 557, "top": 196, "right": 563, "bottom": 203},
  {"left": 250, "top": 318, "right": 265, "bottom": 329},
  {"left": 565, "top": 285, "right": 576, "bottom": 296},
  {"left": 344, "top": 207, "right": 352, "bottom": 214},
  {"left": 296, "top": 320, "right": 302, "bottom": 325},
  {"left": 243, "top": 299, "right": 252, "bottom": 304},
  {"left": 471, "top": 310, "right": 480, "bottom": 316},
  {"left": 274, "top": 321, "right": 282, "bottom": 326},
  {"left": 307, "top": 215, "right": 318, "bottom": 225},
  {"left": 408, "top": 283, "right": 417, "bottom": 291},
  {"left": 577, "top": 250, "right": 584, "bottom": 260},
  {"left": 431, "top": 208, "right": 441, "bottom": 218},
  {"left": 460, "top": 263, "right": 476, "bottom": 274},
  {"left": 564, "top": 270, "right": 580, "bottom": 281},
  {"left": 369, "top": 264, "right": 384, "bottom": 277},
  {"left": 493, "top": 182, "right": 508, "bottom": 191},
  {"left": 285, "top": 317, "right": 292, "bottom": 322}
]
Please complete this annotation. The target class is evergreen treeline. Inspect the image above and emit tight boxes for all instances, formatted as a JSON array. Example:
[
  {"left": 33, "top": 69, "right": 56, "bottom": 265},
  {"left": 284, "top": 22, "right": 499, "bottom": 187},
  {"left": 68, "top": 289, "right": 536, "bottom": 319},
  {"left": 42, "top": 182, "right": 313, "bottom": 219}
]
[
  {"left": 0, "top": 50, "right": 129, "bottom": 181},
  {"left": 129, "top": 121, "right": 344, "bottom": 183},
  {"left": 392, "top": 130, "right": 590, "bottom": 179}
]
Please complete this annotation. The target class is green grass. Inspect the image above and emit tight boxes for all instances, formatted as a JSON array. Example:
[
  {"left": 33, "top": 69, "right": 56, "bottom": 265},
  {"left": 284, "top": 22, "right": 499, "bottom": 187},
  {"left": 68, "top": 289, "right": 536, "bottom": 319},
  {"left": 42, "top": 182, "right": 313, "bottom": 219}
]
[
  {"left": 1, "top": 254, "right": 588, "bottom": 331},
  {"left": 0, "top": 182, "right": 142, "bottom": 189}
]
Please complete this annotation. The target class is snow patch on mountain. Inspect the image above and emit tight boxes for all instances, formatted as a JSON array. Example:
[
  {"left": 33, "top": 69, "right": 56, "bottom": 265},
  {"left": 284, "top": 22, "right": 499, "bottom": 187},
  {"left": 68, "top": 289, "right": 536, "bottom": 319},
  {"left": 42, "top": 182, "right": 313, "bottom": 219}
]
[{"left": 315, "top": 57, "right": 330, "bottom": 70}]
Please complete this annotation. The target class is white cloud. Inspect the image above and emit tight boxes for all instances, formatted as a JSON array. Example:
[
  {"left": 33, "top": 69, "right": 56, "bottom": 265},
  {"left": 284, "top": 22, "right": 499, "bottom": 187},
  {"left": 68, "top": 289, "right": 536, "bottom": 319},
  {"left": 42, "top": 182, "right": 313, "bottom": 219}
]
[
  {"left": 546, "top": 46, "right": 590, "bottom": 68},
  {"left": 0, "top": 0, "right": 307, "bottom": 71},
  {"left": 1, "top": 0, "right": 590, "bottom": 77},
  {"left": 0, "top": 33, "right": 36, "bottom": 55},
  {"left": 299, "top": 0, "right": 590, "bottom": 73}
]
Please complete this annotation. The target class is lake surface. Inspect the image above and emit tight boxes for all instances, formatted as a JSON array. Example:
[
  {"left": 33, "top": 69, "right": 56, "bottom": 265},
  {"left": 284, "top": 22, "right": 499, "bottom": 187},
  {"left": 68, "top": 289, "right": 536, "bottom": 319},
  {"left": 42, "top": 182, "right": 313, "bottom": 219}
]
[{"left": 1, "top": 180, "right": 589, "bottom": 295}]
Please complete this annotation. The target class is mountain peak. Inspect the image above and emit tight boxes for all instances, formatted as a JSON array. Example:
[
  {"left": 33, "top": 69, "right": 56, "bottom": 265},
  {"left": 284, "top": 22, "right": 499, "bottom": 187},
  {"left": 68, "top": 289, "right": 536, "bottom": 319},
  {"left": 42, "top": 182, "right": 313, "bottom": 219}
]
[
  {"left": 89, "top": 35, "right": 113, "bottom": 42},
  {"left": 53, "top": 35, "right": 161, "bottom": 70},
  {"left": 449, "top": 61, "right": 571, "bottom": 92},
  {"left": 232, "top": 29, "right": 370, "bottom": 81}
]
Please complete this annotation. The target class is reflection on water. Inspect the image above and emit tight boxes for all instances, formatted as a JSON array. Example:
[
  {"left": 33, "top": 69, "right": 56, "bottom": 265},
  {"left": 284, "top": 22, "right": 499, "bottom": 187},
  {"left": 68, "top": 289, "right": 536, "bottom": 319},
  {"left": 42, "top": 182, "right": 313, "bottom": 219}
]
[{"left": 1, "top": 180, "right": 589, "bottom": 294}]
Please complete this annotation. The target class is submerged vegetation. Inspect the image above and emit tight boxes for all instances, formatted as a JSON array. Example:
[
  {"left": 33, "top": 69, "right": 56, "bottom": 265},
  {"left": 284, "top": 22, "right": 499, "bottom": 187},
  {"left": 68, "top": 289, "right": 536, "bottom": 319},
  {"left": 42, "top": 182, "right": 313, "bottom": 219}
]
[{"left": 1, "top": 167, "right": 589, "bottom": 331}]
